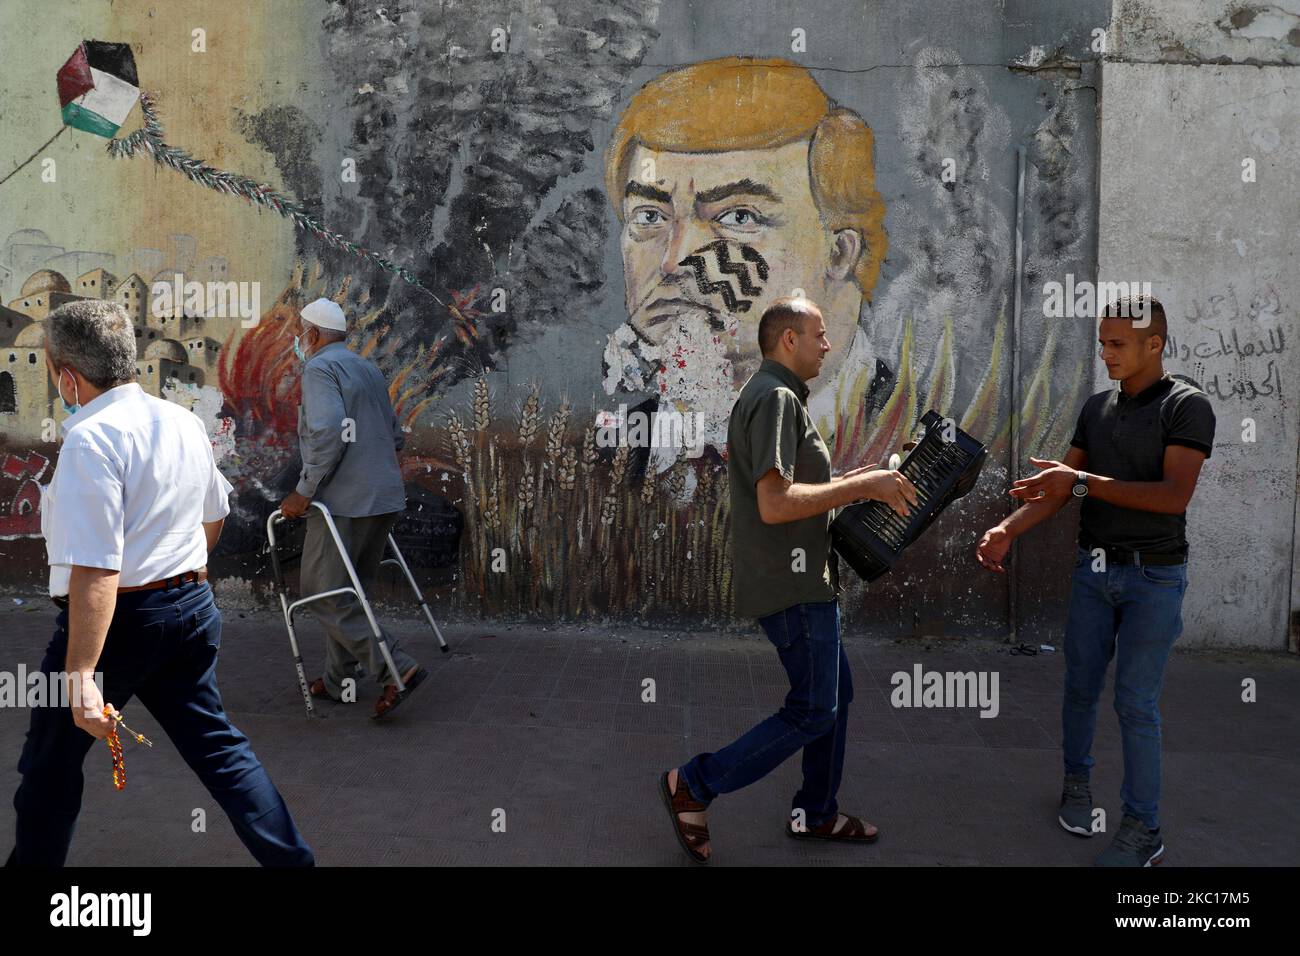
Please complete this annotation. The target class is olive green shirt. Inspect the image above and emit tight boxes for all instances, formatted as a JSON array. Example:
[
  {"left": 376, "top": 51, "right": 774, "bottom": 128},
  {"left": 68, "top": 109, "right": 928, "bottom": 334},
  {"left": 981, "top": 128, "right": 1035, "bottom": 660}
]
[{"left": 728, "top": 358, "right": 839, "bottom": 619}]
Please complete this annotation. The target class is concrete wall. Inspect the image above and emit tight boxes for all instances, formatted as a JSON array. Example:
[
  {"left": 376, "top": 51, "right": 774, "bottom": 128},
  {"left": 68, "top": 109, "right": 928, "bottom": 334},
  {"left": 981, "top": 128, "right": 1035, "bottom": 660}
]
[
  {"left": 1099, "top": 1, "right": 1300, "bottom": 648},
  {"left": 0, "top": 0, "right": 1294, "bottom": 647}
]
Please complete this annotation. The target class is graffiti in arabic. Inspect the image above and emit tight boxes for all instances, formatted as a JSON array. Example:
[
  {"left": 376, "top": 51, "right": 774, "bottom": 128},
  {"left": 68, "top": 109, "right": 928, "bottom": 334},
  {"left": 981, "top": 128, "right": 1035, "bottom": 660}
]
[
  {"left": 1181, "top": 284, "right": 1283, "bottom": 324},
  {"left": 1199, "top": 360, "right": 1285, "bottom": 402},
  {"left": 1165, "top": 326, "right": 1286, "bottom": 363}
]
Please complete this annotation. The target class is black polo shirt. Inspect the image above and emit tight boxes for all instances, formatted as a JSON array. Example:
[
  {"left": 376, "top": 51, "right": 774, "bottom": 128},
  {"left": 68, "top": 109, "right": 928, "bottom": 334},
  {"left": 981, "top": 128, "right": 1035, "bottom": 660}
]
[{"left": 1069, "top": 373, "right": 1215, "bottom": 556}]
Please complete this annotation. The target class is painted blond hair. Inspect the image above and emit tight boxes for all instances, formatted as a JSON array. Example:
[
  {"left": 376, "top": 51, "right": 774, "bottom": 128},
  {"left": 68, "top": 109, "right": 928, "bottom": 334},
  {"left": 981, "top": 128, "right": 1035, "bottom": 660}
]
[{"left": 604, "top": 56, "right": 888, "bottom": 299}]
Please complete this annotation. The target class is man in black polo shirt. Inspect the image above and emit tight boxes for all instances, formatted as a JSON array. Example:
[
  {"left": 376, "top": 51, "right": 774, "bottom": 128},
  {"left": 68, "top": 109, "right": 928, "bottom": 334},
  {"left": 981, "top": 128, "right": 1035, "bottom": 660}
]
[{"left": 976, "top": 296, "right": 1215, "bottom": 866}]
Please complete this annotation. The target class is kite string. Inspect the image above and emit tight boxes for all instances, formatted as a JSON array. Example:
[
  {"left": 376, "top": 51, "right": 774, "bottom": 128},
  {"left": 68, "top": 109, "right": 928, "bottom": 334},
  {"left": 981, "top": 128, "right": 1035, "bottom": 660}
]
[
  {"left": 106, "top": 91, "right": 446, "bottom": 308},
  {"left": 0, "top": 125, "right": 68, "bottom": 189}
]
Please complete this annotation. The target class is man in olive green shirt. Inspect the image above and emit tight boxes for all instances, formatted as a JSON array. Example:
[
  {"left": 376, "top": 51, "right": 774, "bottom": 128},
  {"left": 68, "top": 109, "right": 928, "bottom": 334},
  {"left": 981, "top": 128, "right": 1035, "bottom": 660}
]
[
  {"left": 660, "top": 298, "right": 918, "bottom": 863},
  {"left": 728, "top": 356, "right": 841, "bottom": 618}
]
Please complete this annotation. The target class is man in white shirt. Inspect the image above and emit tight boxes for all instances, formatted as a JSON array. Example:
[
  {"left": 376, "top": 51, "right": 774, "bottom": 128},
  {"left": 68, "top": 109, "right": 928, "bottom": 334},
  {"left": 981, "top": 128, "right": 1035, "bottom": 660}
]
[{"left": 6, "top": 299, "right": 314, "bottom": 867}]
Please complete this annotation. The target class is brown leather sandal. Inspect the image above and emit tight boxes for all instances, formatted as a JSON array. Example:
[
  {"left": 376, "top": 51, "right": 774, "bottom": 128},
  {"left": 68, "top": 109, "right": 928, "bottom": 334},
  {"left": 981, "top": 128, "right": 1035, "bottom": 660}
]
[
  {"left": 309, "top": 678, "right": 338, "bottom": 701},
  {"left": 786, "top": 813, "right": 879, "bottom": 843},
  {"left": 660, "top": 770, "right": 711, "bottom": 864},
  {"left": 372, "top": 666, "right": 428, "bottom": 719}
]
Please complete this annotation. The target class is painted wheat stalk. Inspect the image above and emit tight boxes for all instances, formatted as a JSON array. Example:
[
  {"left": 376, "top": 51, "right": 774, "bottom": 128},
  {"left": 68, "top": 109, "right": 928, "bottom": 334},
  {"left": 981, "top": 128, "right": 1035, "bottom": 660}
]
[
  {"left": 446, "top": 412, "right": 471, "bottom": 466},
  {"left": 600, "top": 444, "right": 630, "bottom": 529},
  {"left": 518, "top": 458, "right": 536, "bottom": 513},
  {"left": 558, "top": 447, "right": 577, "bottom": 490},
  {"left": 444, "top": 386, "right": 736, "bottom": 624},
  {"left": 468, "top": 378, "right": 493, "bottom": 608},
  {"left": 483, "top": 438, "right": 501, "bottom": 529},
  {"left": 517, "top": 384, "right": 541, "bottom": 449},
  {"left": 579, "top": 423, "right": 598, "bottom": 477},
  {"left": 472, "top": 377, "right": 491, "bottom": 434},
  {"left": 545, "top": 400, "right": 570, "bottom": 466},
  {"left": 578, "top": 422, "right": 598, "bottom": 543},
  {"left": 695, "top": 464, "right": 714, "bottom": 611}
]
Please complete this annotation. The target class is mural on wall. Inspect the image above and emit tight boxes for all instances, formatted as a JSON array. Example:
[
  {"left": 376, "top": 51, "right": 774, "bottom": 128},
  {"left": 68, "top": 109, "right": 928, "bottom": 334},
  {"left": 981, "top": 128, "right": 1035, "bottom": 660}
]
[
  {"left": 601, "top": 57, "right": 894, "bottom": 469},
  {"left": 0, "top": 2, "right": 1102, "bottom": 633},
  {"left": 0, "top": 247, "right": 235, "bottom": 450},
  {"left": 433, "top": 53, "right": 1091, "bottom": 627},
  {"left": 600, "top": 55, "right": 1086, "bottom": 469},
  {"left": 0, "top": 452, "right": 47, "bottom": 540}
]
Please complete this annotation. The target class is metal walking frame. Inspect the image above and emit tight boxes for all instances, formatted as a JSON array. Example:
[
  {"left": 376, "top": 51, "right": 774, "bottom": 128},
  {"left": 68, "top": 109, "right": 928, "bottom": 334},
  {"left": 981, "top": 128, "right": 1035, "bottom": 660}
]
[{"left": 266, "top": 501, "right": 449, "bottom": 717}]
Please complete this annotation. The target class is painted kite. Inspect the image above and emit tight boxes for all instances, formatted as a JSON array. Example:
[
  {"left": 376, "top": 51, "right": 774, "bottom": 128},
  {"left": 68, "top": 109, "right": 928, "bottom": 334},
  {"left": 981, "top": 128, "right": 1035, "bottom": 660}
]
[{"left": 2, "top": 39, "right": 452, "bottom": 313}]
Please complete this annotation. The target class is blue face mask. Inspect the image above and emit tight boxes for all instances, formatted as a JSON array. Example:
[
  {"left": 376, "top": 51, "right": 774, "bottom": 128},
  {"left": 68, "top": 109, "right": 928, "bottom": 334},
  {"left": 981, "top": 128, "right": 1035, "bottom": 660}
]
[
  {"left": 58, "top": 369, "right": 80, "bottom": 416},
  {"left": 293, "top": 335, "right": 307, "bottom": 363}
]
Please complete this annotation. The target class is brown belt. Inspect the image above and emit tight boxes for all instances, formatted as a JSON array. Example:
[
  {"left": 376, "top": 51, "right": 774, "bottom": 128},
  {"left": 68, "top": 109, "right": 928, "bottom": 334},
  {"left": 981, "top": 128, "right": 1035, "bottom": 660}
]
[
  {"left": 52, "top": 567, "right": 209, "bottom": 608},
  {"left": 118, "top": 568, "right": 208, "bottom": 593}
]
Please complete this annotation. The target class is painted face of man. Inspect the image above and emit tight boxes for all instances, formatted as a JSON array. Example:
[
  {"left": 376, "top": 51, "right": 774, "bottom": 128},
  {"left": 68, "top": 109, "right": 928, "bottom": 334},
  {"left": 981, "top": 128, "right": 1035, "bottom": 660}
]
[{"left": 613, "top": 140, "right": 861, "bottom": 392}]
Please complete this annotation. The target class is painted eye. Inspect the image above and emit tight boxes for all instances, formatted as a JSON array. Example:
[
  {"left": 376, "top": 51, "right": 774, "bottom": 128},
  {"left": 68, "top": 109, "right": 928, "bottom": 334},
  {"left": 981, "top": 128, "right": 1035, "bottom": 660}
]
[
  {"left": 632, "top": 208, "right": 666, "bottom": 226},
  {"left": 717, "top": 208, "right": 761, "bottom": 227}
]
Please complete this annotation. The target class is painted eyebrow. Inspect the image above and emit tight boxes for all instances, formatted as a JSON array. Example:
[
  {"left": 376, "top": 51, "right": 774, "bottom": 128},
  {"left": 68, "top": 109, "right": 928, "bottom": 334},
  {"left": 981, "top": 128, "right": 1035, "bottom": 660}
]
[
  {"left": 624, "top": 181, "right": 673, "bottom": 204},
  {"left": 694, "top": 178, "right": 782, "bottom": 205}
]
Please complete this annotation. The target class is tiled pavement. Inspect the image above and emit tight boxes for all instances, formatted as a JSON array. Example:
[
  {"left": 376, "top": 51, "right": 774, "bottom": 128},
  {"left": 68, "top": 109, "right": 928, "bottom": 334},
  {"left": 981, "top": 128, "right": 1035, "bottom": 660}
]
[{"left": 1, "top": 599, "right": 1296, "bottom": 866}]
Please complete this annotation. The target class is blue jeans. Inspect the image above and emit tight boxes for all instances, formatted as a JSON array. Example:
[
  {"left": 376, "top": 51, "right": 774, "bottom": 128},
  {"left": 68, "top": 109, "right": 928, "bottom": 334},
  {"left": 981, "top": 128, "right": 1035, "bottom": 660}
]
[
  {"left": 1062, "top": 547, "right": 1187, "bottom": 830},
  {"left": 679, "top": 599, "right": 852, "bottom": 828},
  {"left": 8, "top": 581, "right": 314, "bottom": 866}
]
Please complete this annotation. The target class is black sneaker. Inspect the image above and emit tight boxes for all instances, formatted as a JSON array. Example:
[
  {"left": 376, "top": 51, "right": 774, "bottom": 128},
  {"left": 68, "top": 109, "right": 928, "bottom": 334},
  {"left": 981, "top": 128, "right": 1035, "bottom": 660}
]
[
  {"left": 1058, "top": 774, "right": 1093, "bottom": 836},
  {"left": 1095, "top": 814, "right": 1164, "bottom": 867}
]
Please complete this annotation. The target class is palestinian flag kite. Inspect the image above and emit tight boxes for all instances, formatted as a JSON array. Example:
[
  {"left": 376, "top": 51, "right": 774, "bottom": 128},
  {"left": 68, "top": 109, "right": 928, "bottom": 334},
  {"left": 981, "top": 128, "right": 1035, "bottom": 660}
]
[
  {"left": 1, "top": 40, "right": 448, "bottom": 310},
  {"left": 57, "top": 41, "right": 140, "bottom": 138}
]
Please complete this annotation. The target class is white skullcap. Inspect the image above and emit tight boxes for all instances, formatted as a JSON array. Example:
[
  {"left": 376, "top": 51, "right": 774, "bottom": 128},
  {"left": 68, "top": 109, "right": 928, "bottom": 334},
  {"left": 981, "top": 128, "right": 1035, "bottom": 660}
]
[{"left": 300, "top": 298, "right": 348, "bottom": 332}]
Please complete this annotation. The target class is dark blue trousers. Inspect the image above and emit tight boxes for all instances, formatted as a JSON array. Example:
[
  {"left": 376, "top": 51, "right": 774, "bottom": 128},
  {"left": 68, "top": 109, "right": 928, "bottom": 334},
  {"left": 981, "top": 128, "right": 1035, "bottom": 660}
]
[
  {"left": 8, "top": 580, "right": 314, "bottom": 866},
  {"left": 680, "top": 599, "right": 853, "bottom": 828}
]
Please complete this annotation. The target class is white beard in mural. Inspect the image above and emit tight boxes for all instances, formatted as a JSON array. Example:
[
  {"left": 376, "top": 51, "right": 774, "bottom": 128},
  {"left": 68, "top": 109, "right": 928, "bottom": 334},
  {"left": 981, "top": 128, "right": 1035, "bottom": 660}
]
[
  {"left": 602, "top": 284, "right": 883, "bottom": 476},
  {"left": 602, "top": 310, "right": 738, "bottom": 468},
  {"left": 602, "top": 237, "right": 760, "bottom": 474}
]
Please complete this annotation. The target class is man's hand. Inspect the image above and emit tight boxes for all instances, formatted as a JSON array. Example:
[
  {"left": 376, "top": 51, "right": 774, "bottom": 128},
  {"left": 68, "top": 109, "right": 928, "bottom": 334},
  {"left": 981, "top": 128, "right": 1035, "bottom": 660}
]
[
  {"left": 1009, "top": 457, "right": 1077, "bottom": 502},
  {"left": 64, "top": 565, "right": 118, "bottom": 740},
  {"left": 70, "top": 673, "right": 115, "bottom": 739},
  {"left": 279, "top": 491, "right": 312, "bottom": 519},
  {"left": 976, "top": 525, "right": 1012, "bottom": 573},
  {"left": 834, "top": 462, "right": 879, "bottom": 482},
  {"left": 855, "top": 468, "right": 920, "bottom": 518}
]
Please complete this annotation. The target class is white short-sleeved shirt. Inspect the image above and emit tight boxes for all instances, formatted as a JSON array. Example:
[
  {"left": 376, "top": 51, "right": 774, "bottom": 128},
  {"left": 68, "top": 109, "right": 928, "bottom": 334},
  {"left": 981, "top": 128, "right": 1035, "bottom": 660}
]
[{"left": 40, "top": 383, "right": 233, "bottom": 597}]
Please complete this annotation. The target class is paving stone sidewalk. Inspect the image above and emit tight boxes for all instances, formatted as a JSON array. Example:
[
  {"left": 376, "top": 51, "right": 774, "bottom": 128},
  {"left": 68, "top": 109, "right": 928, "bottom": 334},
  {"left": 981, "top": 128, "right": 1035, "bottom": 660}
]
[{"left": 1, "top": 600, "right": 1296, "bottom": 866}]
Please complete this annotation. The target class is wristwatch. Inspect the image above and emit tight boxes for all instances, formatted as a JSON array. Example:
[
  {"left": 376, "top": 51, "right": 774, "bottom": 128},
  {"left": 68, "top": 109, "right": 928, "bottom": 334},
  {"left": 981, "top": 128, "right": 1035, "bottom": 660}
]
[{"left": 1071, "top": 471, "right": 1089, "bottom": 498}]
